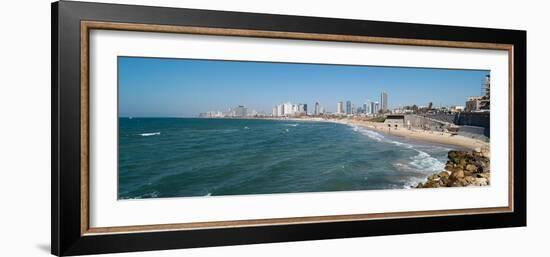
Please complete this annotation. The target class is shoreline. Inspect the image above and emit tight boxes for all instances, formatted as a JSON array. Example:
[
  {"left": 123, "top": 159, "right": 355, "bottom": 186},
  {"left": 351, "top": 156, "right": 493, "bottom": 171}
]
[
  {"left": 290, "top": 117, "right": 489, "bottom": 153},
  {"left": 192, "top": 116, "right": 489, "bottom": 152}
]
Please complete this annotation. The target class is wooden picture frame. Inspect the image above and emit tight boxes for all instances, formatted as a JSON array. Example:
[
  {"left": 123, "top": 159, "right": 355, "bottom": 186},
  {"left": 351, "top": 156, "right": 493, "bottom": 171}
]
[{"left": 52, "top": 1, "right": 526, "bottom": 256}]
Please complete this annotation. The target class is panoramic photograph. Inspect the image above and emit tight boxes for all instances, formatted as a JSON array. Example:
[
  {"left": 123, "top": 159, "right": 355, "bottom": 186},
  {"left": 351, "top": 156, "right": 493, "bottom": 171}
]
[{"left": 117, "top": 56, "right": 491, "bottom": 199}]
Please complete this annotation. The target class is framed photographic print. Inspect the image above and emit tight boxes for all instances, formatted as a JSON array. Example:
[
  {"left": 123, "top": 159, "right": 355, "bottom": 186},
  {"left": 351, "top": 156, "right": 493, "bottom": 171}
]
[{"left": 51, "top": 1, "right": 526, "bottom": 256}]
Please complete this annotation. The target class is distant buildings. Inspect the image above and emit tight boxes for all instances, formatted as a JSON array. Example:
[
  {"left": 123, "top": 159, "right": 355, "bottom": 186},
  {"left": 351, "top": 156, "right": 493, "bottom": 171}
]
[
  {"left": 465, "top": 96, "right": 483, "bottom": 112},
  {"left": 465, "top": 74, "right": 490, "bottom": 112},
  {"left": 283, "top": 102, "right": 293, "bottom": 115},
  {"left": 199, "top": 89, "right": 393, "bottom": 118},
  {"left": 233, "top": 105, "right": 247, "bottom": 117},
  {"left": 277, "top": 104, "right": 284, "bottom": 116},
  {"left": 314, "top": 101, "right": 321, "bottom": 116},
  {"left": 337, "top": 101, "right": 344, "bottom": 114},
  {"left": 198, "top": 111, "right": 224, "bottom": 118},
  {"left": 373, "top": 101, "right": 380, "bottom": 114},
  {"left": 346, "top": 100, "right": 352, "bottom": 115},
  {"left": 450, "top": 105, "right": 465, "bottom": 113},
  {"left": 380, "top": 91, "right": 388, "bottom": 113},
  {"left": 299, "top": 104, "right": 308, "bottom": 114},
  {"left": 271, "top": 102, "right": 308, "bottom": 117},
  {"left": 199, "top": 105, "right": 250, "bottom": 118}
]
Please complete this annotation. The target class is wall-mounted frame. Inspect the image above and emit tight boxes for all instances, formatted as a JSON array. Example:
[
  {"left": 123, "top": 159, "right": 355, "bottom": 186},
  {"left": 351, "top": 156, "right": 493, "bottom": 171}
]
[{"left": 52, "top": 1, "right": 526, "bottom": 256}]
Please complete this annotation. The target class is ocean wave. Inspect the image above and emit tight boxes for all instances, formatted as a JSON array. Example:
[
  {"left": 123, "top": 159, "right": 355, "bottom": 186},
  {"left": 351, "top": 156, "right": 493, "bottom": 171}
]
[
  {"left": 349, "top": 124, "right": 445, "bottom": 175},
  {"left": 409, "top": 150, "right": 445, "bottom": 173},
  {"left": 403, "top": 176, "right": 426, "bottom": 189},
  {"left": 283, "top": 123, "right": 299, "bottom": 127},
  {"left": 351, "top": 125, "right": 384, "bottom": 142},
  {"left": 139, "top": 132, "right": 160, "bottom": 137}
]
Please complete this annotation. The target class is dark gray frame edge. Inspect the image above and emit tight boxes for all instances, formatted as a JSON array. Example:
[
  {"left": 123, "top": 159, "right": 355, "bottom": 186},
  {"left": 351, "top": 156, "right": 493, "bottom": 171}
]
[{"left": 51, "top": 1, "right": 526, "bottom": 256}]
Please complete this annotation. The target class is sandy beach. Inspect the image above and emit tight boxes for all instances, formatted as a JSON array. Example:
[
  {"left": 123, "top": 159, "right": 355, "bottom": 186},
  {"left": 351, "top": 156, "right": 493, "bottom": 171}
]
[{"left": 291, "top": 117, "right": 489, "bottom": 152}]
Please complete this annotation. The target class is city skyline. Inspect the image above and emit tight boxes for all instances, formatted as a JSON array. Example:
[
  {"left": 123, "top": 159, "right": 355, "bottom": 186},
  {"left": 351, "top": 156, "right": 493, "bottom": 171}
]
[{"left": 119, "top": 57, "right": 489, "bottom": 117}]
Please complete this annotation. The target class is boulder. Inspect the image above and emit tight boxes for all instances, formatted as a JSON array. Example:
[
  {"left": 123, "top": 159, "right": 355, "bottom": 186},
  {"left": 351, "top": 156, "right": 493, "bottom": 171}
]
[
  {"left": 450, "top": 169, "right": 465, "bottom": 180},
  {"left": 473, "top": 178, "right": 489, "bottom": 186},
  {"left": 417, "top": 150, "right": 490, "bottom": 189},
  {"left": 465, "top": 164, "right": 477, "bottom": 173},
  {"left": 464, "top": 176, "right": 476, "bottom": 184},
  {"left": 438, "top": 171, "right": 450, "bottom": 178}
]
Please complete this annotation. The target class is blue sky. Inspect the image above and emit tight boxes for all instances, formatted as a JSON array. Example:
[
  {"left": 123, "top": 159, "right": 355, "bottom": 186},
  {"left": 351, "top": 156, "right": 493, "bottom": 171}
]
[{"left": 118, "top": 56, "right": 489, "bottom": 117}]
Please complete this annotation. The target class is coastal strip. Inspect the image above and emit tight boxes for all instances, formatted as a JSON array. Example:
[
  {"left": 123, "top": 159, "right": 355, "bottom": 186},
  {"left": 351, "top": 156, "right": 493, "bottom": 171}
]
[{"left": 284, "top": 116, "right": 489, "bottom": 151}]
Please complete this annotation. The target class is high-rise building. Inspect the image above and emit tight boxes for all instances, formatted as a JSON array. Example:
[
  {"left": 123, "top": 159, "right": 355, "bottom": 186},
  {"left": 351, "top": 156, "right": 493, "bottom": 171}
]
[
  {"left": 363, "top": 103, "right": 369, "bottom": 114},
  {"left": 346, "top": 100, "right": 352, "bottom": 115},
  {"left": 277, "top": 104, "right": 284, "bottom": 117},
  {"left": 303, "top": 104, "right": 308, "bottom": 114},
  {"left": 351, "top": 103, "right": 356, "bottom": 114},
  {"left": 314, "top": 101, "right": 321, "bottom": 115},
  {"left": 233, "top": 105, "right": 247, "bottom": 117},
  {"left": 272, "top": 106, "right": 277, "bottom": 116},
  {"left": 370, "top": 101, "right": 376, "bottom": 114},
  {"left": 380, "top": 91, "right": 388, "bottom": 113},
  {"left": 291, "top": 104, "right": 299, "bottom": 114},
  {"left": 337, "top": 101, "right": 344, "bottom": 114},
  {"left": 283, "top": 102, "right": 293, "bottom": 116},
  {"left": 374, "top": 102, "right": 380, "bottom": 114},
  {"left": 298, "top": 104, "right": 305, "bottom": 113}
]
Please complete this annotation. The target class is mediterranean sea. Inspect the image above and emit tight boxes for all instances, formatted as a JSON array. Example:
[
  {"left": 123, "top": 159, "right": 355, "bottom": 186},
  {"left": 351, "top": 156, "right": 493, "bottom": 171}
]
[{"left": 118, "top": 118, "right": 455, "bottom": 199}]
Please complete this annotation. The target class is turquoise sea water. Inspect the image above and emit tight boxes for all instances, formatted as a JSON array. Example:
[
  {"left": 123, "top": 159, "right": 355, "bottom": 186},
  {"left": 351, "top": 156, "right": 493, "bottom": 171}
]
[{"left": 118, "top": 118, "right": 456, "bottom": 199}]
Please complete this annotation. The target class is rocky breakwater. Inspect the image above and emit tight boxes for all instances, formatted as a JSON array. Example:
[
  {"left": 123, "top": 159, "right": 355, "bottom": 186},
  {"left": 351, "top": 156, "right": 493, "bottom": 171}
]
[{"left": 416, "top": 149, "right": 490, "bottom": 188}]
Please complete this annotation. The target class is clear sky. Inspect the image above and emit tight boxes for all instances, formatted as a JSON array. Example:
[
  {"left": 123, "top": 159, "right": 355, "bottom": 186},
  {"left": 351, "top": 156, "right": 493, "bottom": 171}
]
[{"left": 118, "top": 56, "right": 489, "bottom": 117}]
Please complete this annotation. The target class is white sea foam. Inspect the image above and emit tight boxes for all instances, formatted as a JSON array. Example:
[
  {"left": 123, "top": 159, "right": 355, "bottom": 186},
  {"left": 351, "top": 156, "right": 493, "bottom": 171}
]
[
  {"left": 351, "top": 125, "right": 384, "bottom": 142},
  {"left": 139, "top": 132, "right": 160, "bottom": 137},
  {"left": 349, "top": 124, "right": 446, "bottom": 188},
  {"left": 409, "top": 150, "right": 445, "bottom": 173},
  {"left": 403, "top": 177, "right": 427, "bottom": 189},
  {"left": 352, "top": 125, "right": 417, "bottom": 148},
  {"left": 283, "top": 123, "right": 299, "bottom": 127}
]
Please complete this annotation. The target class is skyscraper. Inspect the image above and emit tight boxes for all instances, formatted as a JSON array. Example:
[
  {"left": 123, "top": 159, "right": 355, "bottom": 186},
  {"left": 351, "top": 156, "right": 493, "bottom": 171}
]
[
  {"left": 298, "top": 104, "right": 305, "bottom": 114},
  {"left": 337, "top": 101, "right": 344, "bottom": 114},
  {"left": 314, "top": 101, "right": 320, "bottom": 115},
  {"left": 380, "top": 91, "right": 388, "bottom": 113},
  {"left": 303, "top": 104, "right": 308, "bottom": 114},
  {"left": 363, "top": 103, "right": 368, "bottom": 114},
  {"left": 374, "top": 102, "right": 380, "bottom": 114},
  {"left": 292, "top": 104, "right": 299, "bottom": 114},
  {"left": 283, "top": 102, "right": 293, "bottom": 116},
  {"left": 233, "top": 105, "right": 247, "bottom": 117},
  {"left": 346, "top": 100, "right": 352, "bottom": 115},
  {"left": 277, "top": 104, "right": 284, "bottom": 117},
  {"left": 370, "top": 101, "right": 376, "bottom": 114}
]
